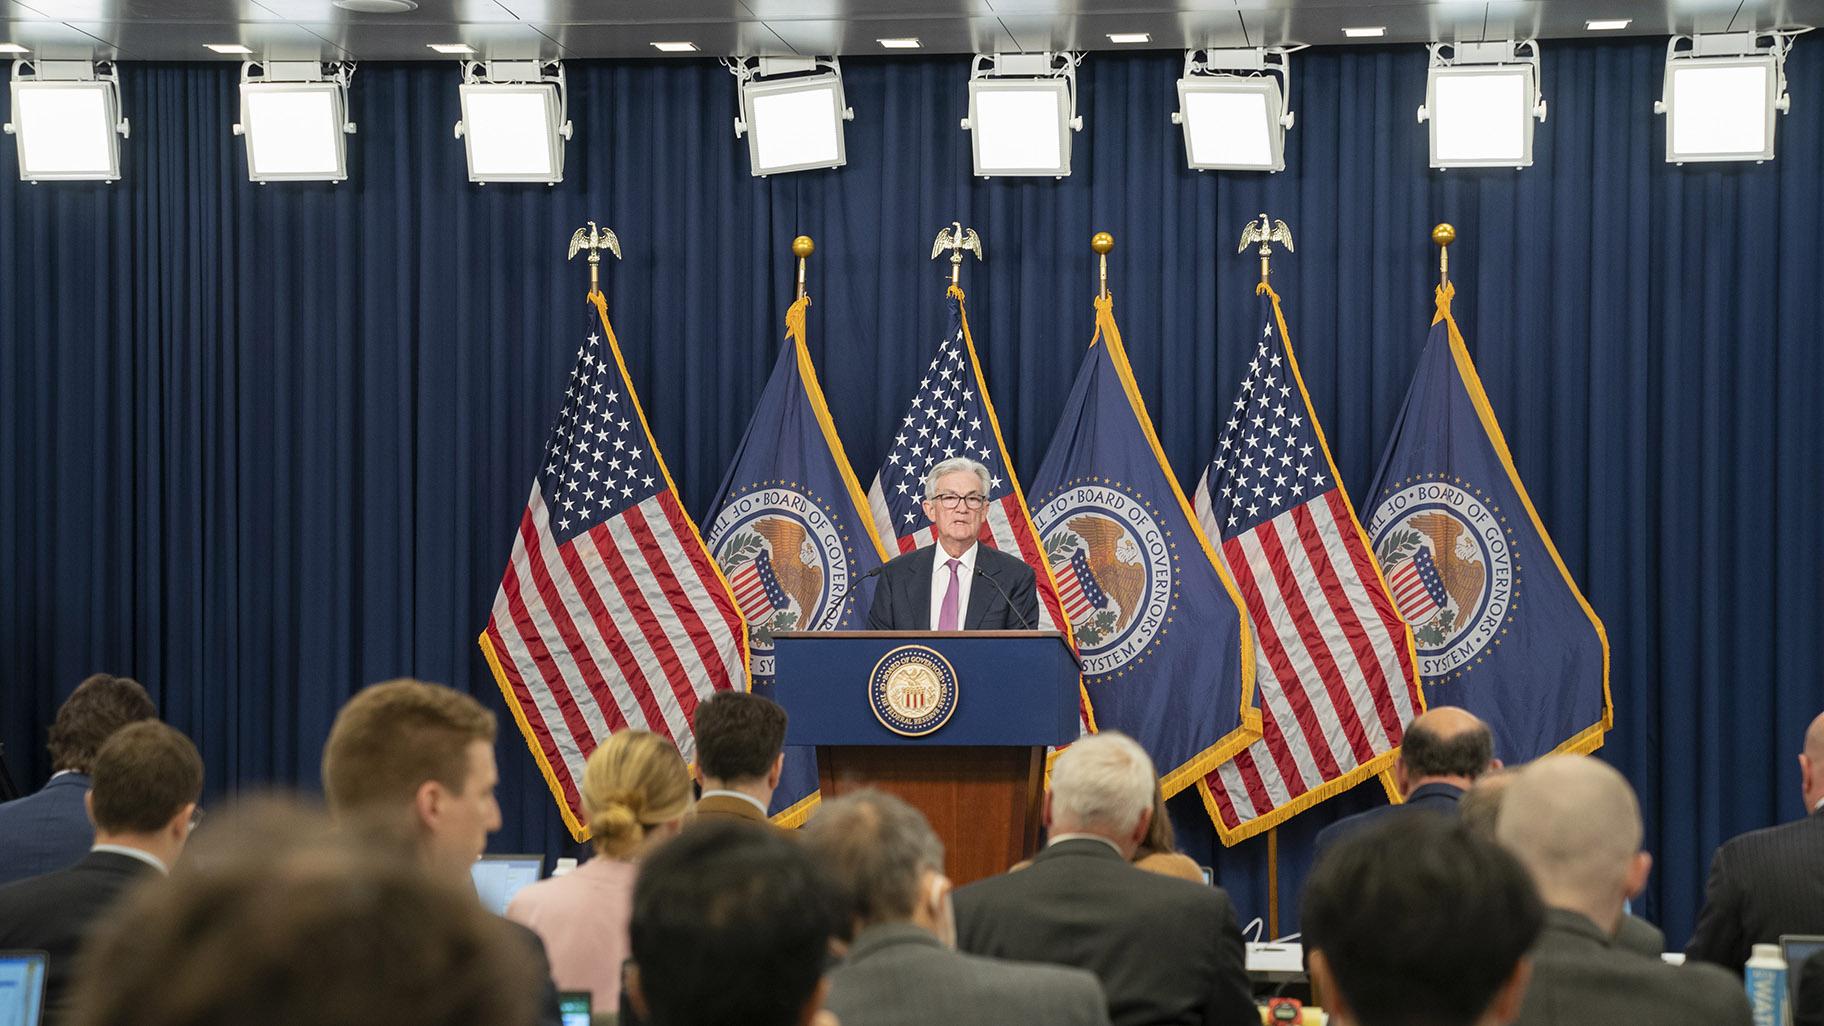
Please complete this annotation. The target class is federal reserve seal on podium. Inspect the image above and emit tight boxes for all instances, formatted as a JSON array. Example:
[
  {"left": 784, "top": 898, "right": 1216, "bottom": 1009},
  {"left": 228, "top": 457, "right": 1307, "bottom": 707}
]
[{"left": 868, "top": 645, "right": 960, "bottom": 737}]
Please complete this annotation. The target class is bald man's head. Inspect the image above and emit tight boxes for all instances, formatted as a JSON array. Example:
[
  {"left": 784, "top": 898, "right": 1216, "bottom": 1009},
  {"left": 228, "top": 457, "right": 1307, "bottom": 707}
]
[
  {"left": 1397, "top": 708, "right": 1495, "bottom": 792},
  {"left": 1495, "top": 756, "right": 1648, "bottom": 931},
  {"left": 1798, "top": 712, "right": 1824, "bottom": 813}
]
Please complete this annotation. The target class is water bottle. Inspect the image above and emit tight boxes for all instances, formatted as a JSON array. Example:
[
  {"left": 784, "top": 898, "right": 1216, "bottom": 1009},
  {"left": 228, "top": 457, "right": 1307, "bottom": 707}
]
[{"left": 1745, "top": 943, "right": 1788, "bottom": 1026}]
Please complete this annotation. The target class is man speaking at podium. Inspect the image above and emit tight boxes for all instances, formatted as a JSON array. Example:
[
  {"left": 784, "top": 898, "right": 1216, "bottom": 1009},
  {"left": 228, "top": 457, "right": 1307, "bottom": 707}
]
[{"left": 867, "top": 458, "right": 1040, "bottom": 632}]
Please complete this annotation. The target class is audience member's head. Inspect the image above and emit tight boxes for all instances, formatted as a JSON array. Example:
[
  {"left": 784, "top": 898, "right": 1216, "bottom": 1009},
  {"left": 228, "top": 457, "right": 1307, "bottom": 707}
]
[
  {"left": 66, "top": 798, "right": 542, "bottom": 1026},
  {"left": 802, "top": 789, "right": 951, "bottom": 944},
  {"left": 1496, "top": 754, "right": 1649, "bottom": 935},
  {"left": 628, "top": 820, "right": 837, "bottom": 1026},
  {"left": 320, "top": 679, "right": 500, "bottom": 884},
  {"left": 1045, "top": 732, "right": 1157, "bottom": 858},
  {"left": 1456, "top": 766, "right": 1517, "bottom": 841},
  {"left": 583, "top": 729, "right": 692, "bottom": 859},
  {"left": 690, "top": 691, "right": 787, "bottom": 799},
  {"left": 1396, "top": 707, "right": 1496, "bottom": 795},
  {"left": 1135, "top": 784, "right": 1180, "bottom": 861},
  {"left": 1800, "top": 711, "right": 1824, "bottom": 813},
  {"left": 1304, "top": 817, "right": 1541, "bottom": 1026},
  {"left": 47, "top": 674, "right": 157, "bottom": 774},
  {"left": 85, "top": 721, "right": 203, "bottom": 869}
]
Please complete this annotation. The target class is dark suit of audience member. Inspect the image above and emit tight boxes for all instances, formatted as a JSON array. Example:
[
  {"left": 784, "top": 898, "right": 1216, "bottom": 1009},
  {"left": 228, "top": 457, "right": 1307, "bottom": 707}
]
[
  {"left": 1498, "top": 756, "right": 1751, "bottom": 1026},
  {"left": 1796, "top": 949, "right": 1824, "bottom": 1026},
  {"left": 0, "top": 673, "right": 158, "bottom": 887},
  {"left": 0, "top": 774, "right": 97, "bottom": 886},
  {"left": 803, "top": 790, "right": 1109, "bottom": 1026},
  {"left": 1686, "top": 809, "right": 1824, "bottom": 971},
  {"left": 950, "top": 734, "right": 1252, "bottom": 1026},
  {"left": 0, "top": 849, "right": 158, "bottom": 1018},
  {"left": 1315, "top": 706, "right": 1494, "bottom": 856},
  {"left": 1515, "top": 908, "right": 1750, "bottom": 1026}
]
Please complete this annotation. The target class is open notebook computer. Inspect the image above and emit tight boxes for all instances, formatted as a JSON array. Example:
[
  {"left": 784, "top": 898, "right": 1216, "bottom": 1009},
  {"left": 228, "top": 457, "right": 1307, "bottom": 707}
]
[
  {"left": 0, "top": 950, "right": 47, "bottom": 1026},
  {"left": 470, "top": 854, "right": 544, "bottom": 916}
]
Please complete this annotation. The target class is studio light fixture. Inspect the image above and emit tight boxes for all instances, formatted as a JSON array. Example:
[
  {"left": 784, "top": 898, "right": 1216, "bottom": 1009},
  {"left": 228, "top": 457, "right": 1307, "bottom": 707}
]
[
  {"left": 725, "top": 56, "right": 853, "bottom": 177},
  {"left": 877, "top": 38, "right": 922, "bottom": 49},
  {"left": 650, "top": 41, "right": 697, "bottom": 53},
  {"left": 1654, "top": 31, "right": 1796, "bottom": 164},
  {"left": 1172, "top": 46, "right": 1301, "bottom": 172},
  {"left": 961, "top": 52, "right": 1084, "bottom": 178},
  {"left": 1342, "top": 27, "right": 1386, "bottom": 39},
  {"left": 1585, "top": 19, "right": 1632, "bottom": 31},
  {"left": 233, "top": 59, "right": 356, "bottom": 183},
  {"left": 0, "top": 44, "right": 29, "bottom": 55},
  {"left": 453, "top": 59, "right": 572, "bottom": 185},
  {"left": 427, "top": 43, "right": 476, "bottom": 55},
  {"left": 4, "top": 58, "right": 129, "bottom": 182},
  {"left": 1416, "top": 39, "right": 1547, "bottom": 169},
  {"left": 1107, "top": 33, "right": 1151, "bottom": 44},
  {"left": 206, "top": 43, "right": 253, "bottom": 55}
]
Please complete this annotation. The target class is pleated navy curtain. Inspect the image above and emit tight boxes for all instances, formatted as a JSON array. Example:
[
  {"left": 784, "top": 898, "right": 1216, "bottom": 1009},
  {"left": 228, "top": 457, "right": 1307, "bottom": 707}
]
[{"left": 2, "top": 39, "right": 1819, "bottom": 945}]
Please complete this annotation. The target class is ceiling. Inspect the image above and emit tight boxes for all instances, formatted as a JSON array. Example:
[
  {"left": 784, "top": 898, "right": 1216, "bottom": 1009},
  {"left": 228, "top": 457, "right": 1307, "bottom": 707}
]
[{"left": 1, "top": 0, "right": 1816, "bottom": 62}]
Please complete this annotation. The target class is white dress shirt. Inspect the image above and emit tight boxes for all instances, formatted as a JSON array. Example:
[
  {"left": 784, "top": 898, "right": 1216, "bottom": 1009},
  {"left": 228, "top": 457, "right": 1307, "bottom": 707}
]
[
  {"left": 90, "top": 843, "right": 169, "bottom": 875},
  {"left": 928, "top": 542, "right": 979, "bottom": 630}
]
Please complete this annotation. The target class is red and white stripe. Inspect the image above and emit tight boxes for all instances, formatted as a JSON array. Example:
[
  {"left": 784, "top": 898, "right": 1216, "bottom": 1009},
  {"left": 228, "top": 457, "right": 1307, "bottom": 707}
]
[
  {"left": 1195, "top": 483, "right": 1420, "bottom": 833},
  {"left": 486, "top": 482, "right": 746, "bottom": 818},
  {"left": 728, "top": 562, "right": 777, "bottom": 624},
  {"left": 1387, "top": 559, "right": 1442, "bottom": 623}
]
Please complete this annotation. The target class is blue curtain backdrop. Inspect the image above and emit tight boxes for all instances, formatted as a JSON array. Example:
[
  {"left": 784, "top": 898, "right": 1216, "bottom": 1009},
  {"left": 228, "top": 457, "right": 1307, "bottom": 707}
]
[{"left": 2, "top": 38, "right": 1820, "bottom": 945}]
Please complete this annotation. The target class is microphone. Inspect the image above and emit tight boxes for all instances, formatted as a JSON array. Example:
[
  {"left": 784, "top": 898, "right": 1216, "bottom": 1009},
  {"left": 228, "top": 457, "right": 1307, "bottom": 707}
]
[
  {"left": 822, "top": 564, "right": 883, "bottom": 625},
  {"left": 974, "top": 564, "right": 1038, "bottom": 631}
]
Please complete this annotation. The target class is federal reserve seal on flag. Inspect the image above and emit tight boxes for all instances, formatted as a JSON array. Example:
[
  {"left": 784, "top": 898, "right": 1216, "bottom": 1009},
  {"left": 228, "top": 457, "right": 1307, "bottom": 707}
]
[
  {"left": 1368, "top": 479, "right": 1518, "bottom": 680},
  {"left": 710, "top": 482, "right": 857, "bottom": 677},
  {"left": 1034, "top": 480, "right": 1176, "bottom": 679},
  {"left": 868, "top": 645, "right": 959, "bottom": 737}
]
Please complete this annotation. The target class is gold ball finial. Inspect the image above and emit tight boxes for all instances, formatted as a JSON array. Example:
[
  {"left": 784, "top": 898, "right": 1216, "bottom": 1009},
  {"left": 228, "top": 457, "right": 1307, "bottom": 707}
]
[
  {"left": 792, "top": 235, "right": 814, "bottom": 258},
  {"left": 1432, "top": 223, "right": 1456, "bottom": 247},
  {"left": 1091, "top": 231, "right": 1114, "bottom": 255}
]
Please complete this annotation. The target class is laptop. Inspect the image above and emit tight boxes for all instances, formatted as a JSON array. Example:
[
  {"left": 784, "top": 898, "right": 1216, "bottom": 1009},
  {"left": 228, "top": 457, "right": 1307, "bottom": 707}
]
[
  {"left": 470, "top": 854, "right": 544, "bottom": 917},
  {"left": 0, "top": 950, "right": 47, "bottom": 1026},
  {"left": 1780, "top": 934, "right": 1824, "bottom": 1007}
]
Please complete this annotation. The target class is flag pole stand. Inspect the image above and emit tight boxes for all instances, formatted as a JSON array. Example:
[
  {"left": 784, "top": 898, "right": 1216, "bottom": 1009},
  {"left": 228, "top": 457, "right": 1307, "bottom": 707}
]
[
  {"left": 1091, "top": 231, "right": 1113, "bottom": 298},
  {"left": 793, "top": 235, "right": 814, "bottom": 301},
  {"left": 1267, "top": 825, "right": 1280, "bottom": 938},
  {"left": 1433, "top": 223, "right": 1455, "bottom": 287},
  {"left": 566, "top": 221, "right": 622, "bottom": 297}
]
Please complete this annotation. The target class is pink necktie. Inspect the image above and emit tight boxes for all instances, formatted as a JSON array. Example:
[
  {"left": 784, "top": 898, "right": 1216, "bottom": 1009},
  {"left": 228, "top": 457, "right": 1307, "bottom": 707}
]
[{"left": 938, "top": 558, "right": 962, "bottom": 630}]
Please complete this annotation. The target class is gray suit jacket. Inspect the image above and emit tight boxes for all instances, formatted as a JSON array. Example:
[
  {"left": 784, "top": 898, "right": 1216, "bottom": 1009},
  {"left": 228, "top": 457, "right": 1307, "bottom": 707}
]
[
  {"left": 827, "top": 923, "right": 1110, "bottom": 1026},
  {"left": 1515, "top": 908, "right": 1752, "bottom": 1026}
]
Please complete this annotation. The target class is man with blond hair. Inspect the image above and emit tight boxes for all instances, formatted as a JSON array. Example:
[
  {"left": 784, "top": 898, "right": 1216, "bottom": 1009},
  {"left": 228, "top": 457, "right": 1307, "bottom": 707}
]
[
  {"left": 1497, "top": 755, "right": 1750, "bottom": 1026},
  {"left": 952, "top": 732, "right": 1253, "bottom": 1026}
]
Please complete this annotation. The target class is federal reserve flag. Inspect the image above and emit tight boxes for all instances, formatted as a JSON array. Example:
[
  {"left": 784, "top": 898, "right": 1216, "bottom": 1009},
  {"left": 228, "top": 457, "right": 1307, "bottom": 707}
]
[
  {"left": 865, "top": 286, "right": 1094, "bottom": 733},
  {"left": 481, "top": 292, "right": 749, "bottom": 842},
  {"left": 1027, "top": 295, "right": 1260, "bottom": 794},
  {"left": 705, "top": 296, "right": 889, "bottom": 825},
  {"left": 1361, "top": 283, "right": 1610, "bottom": 762},
  {"left": 1193, "top": 287, "right": 1422, "bottom": 843}
]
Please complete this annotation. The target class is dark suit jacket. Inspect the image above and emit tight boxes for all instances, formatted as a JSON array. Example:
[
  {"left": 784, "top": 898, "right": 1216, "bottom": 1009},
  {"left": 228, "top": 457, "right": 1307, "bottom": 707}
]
[
  {"left": 827, "top": 922, "right": 1111, "bottom": 1026},
  {"left": 1515, "top": 908, "right": 1752, "bottom": 1026},
  {"left": 866, "top": 544, "right": 1039, "bottom": 632},
  {"left": 0, "top": 774, "right": 96, "bottom": 886},
  {"left": 952, "top": 839, "right": 1255, "bottom": 1026},
  {"left": 1312, "top": 781, "right": 1463, "bottom": 857},
  {"left": 1686, "top": 810, "right": 1824, "bottom": 971},
  {"left": 1796, "top": 948, "right": 1824, "bottom": 1026},
  {"left": 0, "top": 849, "right": 158, "bottom": 1020}
]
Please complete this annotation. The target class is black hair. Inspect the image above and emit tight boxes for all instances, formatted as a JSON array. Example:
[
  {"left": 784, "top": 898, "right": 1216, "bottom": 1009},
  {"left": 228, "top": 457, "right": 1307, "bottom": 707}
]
[
  {"left": 630, "top": 820, "right": 836, "bottom": 1026},
  {"left": 1302, "top": 817, "right": 1543, "bottom": 1026}
]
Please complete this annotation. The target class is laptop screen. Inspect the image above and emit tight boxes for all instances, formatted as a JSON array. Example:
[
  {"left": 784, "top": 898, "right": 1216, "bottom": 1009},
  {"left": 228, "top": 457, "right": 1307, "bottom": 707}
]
[
  {"left": 0, "top": 950, "right": 47, "bottom": 1026},
  {"left": 1781, "top": 935, "right": 1824, "bottom": 1006},
  {"left": 471, "top": 855, "right": 544, "bottom": 917},
  {"left": 557, "top": 991, "right": 591, "bottom": 1026}
]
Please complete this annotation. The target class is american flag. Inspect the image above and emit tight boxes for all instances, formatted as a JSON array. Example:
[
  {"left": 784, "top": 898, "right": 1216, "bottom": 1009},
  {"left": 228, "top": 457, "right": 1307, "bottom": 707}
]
[
  {"left": 1193, "top": 291, "right": 1421, "bottom": 842},
  {"left": 480, "top": 295, "right": 748, "bottom": 841},
  {"left": 865, "top": 288, "right": 1072, "bottom": 636},
  {"left": 1387, "top": 548, "right": 1447, "bottom": 624}
]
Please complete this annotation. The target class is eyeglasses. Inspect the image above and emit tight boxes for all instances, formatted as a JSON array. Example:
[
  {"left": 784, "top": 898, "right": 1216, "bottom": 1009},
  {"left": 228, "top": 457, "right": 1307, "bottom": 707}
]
[{"left": 929, "top": 493, "right": 987, "bottom": 510}]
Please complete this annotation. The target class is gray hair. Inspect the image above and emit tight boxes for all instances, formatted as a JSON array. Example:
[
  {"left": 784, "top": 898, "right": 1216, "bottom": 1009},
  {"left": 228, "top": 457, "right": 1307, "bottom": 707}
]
[
  {"left": 800, "top": 789, "right": 945, "bottom": 927},
  {"left": 1049, "top": 732, "right": 1157, "bottom": 836},
  {"left": 924, "top": 458, "right": 991, "bottom": 500}
]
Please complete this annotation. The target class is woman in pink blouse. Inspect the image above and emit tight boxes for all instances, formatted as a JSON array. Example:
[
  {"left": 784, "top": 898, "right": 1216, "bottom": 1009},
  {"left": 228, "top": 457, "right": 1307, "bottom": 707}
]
[{"left": 506, "top": 730, "right": 692, "bottom": 1009}]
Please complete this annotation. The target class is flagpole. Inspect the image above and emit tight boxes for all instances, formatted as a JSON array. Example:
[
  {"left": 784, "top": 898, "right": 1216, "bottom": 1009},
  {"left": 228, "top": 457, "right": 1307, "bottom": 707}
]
[
  {"left": 931, "top": 222, "right": 983, "bottom": 287},
  {"left": 566, "top": 220, "right": 622, "bottom": 297},
  {"left": 1268, "top": 826, "right": 1280, "bottom": 938},
  {"left": 793, "top": 235, "right": 814, "bottom": 301},
  {"left": 1092, "top": 231, "right": 1112, "bottom": 299},
  {"left": 1433, "top": 223, "right": 1455, "bottom": 287}
]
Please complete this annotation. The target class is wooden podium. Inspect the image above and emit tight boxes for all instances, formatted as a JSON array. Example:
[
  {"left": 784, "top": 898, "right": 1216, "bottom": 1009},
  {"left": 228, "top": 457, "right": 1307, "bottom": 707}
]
[{"left": 771, "top": 630, "right": 1080, "bottom": 885}]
